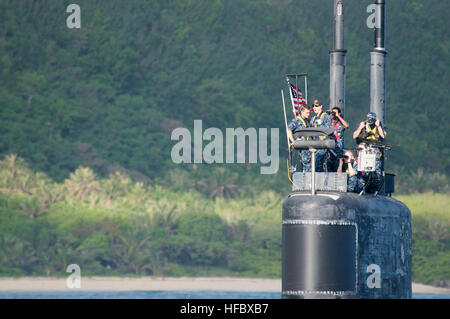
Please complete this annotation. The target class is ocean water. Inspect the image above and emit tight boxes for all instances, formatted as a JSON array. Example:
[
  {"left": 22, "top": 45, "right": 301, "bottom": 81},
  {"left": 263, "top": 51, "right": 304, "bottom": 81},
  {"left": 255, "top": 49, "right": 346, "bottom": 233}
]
[{"left": 0, "top": 290, "right": 448, "bottom": 299}]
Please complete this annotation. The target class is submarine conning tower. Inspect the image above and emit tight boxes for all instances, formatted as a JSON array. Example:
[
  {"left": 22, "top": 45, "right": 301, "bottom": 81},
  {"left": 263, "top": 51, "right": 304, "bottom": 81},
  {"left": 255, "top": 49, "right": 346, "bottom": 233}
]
[
  {"left": 281, "top": 0, "right": 412, "bottom": 299},
  {"left": 282, "top": 189, "right": 412, "bottom": 299},
  {"left": 282, "top": 130, "right": 412, "bottom": 299}
]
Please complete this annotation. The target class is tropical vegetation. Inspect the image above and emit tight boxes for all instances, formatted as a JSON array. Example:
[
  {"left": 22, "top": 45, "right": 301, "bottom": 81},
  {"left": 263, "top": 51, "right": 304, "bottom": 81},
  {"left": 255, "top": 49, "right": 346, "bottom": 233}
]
[{"left": 0, "top": 155, "right": 448, "bottom": 286}]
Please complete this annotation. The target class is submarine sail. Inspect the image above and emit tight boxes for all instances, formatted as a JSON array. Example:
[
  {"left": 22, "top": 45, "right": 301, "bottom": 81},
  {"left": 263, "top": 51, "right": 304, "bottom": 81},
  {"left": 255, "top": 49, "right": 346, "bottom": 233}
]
[{"left": 281, "top": 0, "right": 412, "bottom": 299}]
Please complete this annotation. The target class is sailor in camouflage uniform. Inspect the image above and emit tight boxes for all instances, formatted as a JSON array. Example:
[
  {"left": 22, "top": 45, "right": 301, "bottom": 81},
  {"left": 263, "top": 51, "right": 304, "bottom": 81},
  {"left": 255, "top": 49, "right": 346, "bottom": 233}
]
[
  {"left": 353, "top": 112, "right": 387, "bottom": 193},
  {"left": 337, "top": 150, "right": 364, "bottom": 193},
  {"left": 328, "top": 106, "right": 349, "bottom": 172},
  {"left": 310, "top": 99, "right": 332, "bottom": 172},
  {"left": 287, "top": 104, "right": 313, "bottom": 172}
]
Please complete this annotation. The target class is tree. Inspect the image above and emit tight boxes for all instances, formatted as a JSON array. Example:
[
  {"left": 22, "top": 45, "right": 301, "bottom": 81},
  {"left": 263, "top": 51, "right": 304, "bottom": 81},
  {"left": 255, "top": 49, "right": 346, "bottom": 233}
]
[
  {"left": 64, "top": 167, "right": 100, "bottom": 201},
  {"left": 195, "top": 167, "right": 240, "bottom": 199}
]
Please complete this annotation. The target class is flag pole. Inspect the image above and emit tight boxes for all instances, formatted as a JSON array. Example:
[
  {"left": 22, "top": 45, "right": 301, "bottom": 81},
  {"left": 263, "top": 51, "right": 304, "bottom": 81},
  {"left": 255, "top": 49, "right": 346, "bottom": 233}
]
[
  {"left": 304, "top": 75, "right": 308, "bottom": 105},
  {"left": 286, "top": 73, "right": 308, "bottom": 115},
  {"left": 281, "top": 89, "right": 290, "bottom": 151},
  {"left": 286, "top": 77, "right": 296, "bottom": 117},
  {"left": 295, "top": 75, "right": 299, "bottom": 112},
  {"left": 282, "top": 88, "right": 294, "bottom": 181}
]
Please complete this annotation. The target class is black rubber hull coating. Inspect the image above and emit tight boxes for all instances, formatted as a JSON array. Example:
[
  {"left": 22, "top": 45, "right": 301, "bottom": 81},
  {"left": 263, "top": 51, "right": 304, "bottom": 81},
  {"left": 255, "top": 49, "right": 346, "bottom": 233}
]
[{"left": 282, "top": 192, "right": 412, "bottom": 299}]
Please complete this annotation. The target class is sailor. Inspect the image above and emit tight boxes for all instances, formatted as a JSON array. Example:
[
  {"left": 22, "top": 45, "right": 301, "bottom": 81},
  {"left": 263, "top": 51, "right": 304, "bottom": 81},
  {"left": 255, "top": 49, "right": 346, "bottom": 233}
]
[
  {"left": 353, "top": 111, "right": 385, "bottom": 193},
  {"left": 328, "top": 106, "right": 349, "bottom": 172},
  {"left": 310, "top": 99, "right": 332, "bottom": 172},
  {"left": 337, "top": 150, "right": 364, "bottom": 193},
  {"left": 288, "top": 104, "right": 313, "bottom": 172},
  {"left": 352, "top": 111, "right": 386, "bottom": 141}
]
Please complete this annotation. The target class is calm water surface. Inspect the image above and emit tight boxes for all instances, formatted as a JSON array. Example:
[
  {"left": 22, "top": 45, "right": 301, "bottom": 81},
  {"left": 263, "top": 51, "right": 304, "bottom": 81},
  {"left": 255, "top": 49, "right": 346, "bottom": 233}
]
[{"left": 0, "top": 291, "right": 448, "bottom": 299}]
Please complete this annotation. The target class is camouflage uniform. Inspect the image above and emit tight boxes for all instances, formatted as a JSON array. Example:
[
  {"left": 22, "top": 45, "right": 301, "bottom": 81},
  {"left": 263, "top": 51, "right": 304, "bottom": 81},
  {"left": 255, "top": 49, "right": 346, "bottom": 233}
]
[
  {"left": 359, "top": 117, "right": 386, "bottom": 193},
  {"left": 328, "top": 118, "right": 346, "bottom": 172},
  {"left": 310, "top": 111, "right": 332, "bottom": 172},
  {"left": 345, "top": 160, "right": 364, "bottom": 193},
  {"left": 288, "top": 116, "right": 311, "bottom": 172}
]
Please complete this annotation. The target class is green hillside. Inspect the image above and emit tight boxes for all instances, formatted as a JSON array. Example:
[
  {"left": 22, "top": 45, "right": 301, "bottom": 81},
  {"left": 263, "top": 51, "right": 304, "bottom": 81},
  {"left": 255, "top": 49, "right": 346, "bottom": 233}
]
[{"left": 0, "top": 0, "right": 448, "bottom": 188}]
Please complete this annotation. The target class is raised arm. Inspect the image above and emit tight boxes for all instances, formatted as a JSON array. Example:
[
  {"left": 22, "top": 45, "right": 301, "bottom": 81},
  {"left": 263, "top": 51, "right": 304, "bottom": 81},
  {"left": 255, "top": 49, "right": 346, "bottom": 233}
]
[
  {"left": 375, "top": 120, "right": 385, "bottom": 139},
  {"left": 337, "top": 114, "right": 349, "bottom": 129},
  {"left": 353, "top": 121, "right": 365, "bottom": 139},
  {"left": 346, "top": 161, "right": 357, "bottom": 177},
  {"left": 337, "top": 157, "right": 344, "bottom": 173}
]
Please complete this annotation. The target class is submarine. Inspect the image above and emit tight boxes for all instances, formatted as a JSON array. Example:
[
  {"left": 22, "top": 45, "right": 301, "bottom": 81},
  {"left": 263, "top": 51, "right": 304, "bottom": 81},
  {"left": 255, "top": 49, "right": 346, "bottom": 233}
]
[{"left": 281, "top": 0, "right": 412, "bottom": 299}]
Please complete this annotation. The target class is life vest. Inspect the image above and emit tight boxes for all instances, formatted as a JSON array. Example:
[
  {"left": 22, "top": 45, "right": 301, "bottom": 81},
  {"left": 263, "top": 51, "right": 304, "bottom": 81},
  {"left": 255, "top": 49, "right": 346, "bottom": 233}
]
[
  {"left": 311, "top": 112, "right": 328, "bottom": 141},
  {"left": 296, "top": 116, "right": 310, "bottom": 140},
  {"left": 311, "top": 111, "right": 326, "bottom": 128},
  {"left": 296, "top": 116, "right": 309, "bottom": 128},
  {"left": 361, "top": 123, "right": 383, "bottom": 160},
  {"left": 331, "top": 120, "right": 341, "bottom": 141},
  {"left": 362, "top": 122, "right": 379, "bottom": 141},
  {"left": 331, "top": 119, "right": 344, "bottom": 148}
]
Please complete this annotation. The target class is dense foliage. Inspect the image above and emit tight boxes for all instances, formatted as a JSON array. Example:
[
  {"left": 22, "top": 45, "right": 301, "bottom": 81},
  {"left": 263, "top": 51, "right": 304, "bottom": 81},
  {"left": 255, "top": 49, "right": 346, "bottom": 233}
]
[
  {"left": 0, "top": 155, "right": 281, "bottom": 277},
  {"left": 396, "top": 193, "right": 450, "bottom": 286},
  {"left": 0, "top": 155, "right": 448, "bottom": 285},
  {"left": 0, "top": 0, "right": 448, "bottom": 188}
]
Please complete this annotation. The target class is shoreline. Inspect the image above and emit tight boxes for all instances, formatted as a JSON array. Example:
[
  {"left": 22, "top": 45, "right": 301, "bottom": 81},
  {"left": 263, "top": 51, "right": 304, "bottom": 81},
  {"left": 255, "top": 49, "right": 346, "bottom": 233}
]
[{"left": 0, "top": 277, "right": 449, "bottom": 295}]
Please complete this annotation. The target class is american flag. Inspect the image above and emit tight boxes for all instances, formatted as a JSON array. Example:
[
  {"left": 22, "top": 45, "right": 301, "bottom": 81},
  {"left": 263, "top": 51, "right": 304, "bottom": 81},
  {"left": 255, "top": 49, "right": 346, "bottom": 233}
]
[{"left": 287, "top": 81, "right": 306, "bottom": 116}]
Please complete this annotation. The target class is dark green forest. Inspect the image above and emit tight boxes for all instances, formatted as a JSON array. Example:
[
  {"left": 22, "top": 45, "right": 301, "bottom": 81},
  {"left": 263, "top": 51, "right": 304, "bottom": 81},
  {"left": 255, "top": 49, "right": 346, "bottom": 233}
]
[{"left": 0, "top": 0, "right": 448, "bottom": 187}]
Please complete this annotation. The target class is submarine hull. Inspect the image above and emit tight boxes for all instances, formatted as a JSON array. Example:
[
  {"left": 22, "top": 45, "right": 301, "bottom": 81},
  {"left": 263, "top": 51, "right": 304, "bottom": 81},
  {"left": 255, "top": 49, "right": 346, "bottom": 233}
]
[{"left": 282, "top": 192, "right": 412, "bottom": 299}]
